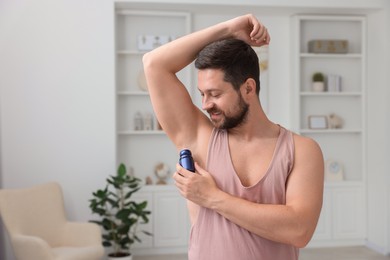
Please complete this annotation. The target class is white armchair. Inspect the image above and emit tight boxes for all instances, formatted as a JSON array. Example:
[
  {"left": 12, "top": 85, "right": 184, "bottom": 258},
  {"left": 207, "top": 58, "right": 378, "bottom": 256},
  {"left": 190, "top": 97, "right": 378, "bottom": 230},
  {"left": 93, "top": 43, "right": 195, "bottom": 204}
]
[{"left": 0, "top": 182, "right": 104, "bottom": 260}]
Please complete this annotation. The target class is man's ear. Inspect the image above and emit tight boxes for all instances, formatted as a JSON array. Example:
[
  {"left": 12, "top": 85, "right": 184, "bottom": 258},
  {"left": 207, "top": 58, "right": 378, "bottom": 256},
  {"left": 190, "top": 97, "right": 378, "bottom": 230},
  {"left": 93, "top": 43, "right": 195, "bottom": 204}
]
[{"left": 244, "top": 78, "right": 257, "bottom": 95}]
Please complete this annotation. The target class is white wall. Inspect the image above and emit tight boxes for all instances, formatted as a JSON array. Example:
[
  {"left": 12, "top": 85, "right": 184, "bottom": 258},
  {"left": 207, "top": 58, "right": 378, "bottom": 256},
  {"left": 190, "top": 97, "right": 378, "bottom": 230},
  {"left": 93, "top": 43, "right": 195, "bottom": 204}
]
[
  {"left": 0, "top": 0, "right": 116, "bottom": 258},
  {"left": 365, "top": 8, "right": 389, "bottom": 254},
  {"left": 386, "top": 1, "right": 390, "bottom": 254},
  {"left": 0, "top": 0, "right": 389, "bottom": 258}
]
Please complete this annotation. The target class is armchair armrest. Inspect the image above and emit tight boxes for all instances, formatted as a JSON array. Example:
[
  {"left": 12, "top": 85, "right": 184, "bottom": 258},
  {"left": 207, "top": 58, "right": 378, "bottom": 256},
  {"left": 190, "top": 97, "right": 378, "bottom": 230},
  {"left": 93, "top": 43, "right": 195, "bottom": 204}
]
[
  {"left": 12, "top": 234, "right": 54, "bottom": 260},
  {"left": 61, "top": 222, "right": 102, "bottom": 247}
]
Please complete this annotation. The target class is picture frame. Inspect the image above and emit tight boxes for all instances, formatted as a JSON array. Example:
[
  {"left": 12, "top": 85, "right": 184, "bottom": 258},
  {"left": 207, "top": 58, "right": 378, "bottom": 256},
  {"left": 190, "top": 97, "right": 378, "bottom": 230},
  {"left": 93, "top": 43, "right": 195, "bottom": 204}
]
[{"left": 308, "top": 115, "right": 328, "bottom": 129}]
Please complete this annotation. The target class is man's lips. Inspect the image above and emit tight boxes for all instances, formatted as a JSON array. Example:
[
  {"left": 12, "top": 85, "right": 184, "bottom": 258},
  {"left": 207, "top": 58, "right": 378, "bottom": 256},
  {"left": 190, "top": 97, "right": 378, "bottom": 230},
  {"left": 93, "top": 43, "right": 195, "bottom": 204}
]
[{"left": 209, "top": 110, "right": 222, "bottom": 120}]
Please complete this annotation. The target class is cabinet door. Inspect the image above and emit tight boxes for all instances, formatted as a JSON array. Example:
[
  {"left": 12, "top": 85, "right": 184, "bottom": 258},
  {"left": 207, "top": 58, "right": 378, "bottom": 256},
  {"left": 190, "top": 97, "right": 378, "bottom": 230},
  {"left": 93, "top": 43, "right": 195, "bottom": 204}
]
[
  {"left": 332, "top": 187, "right": 365, "bottom": 239},
  {"left": 153, "top": 190, "right": 188, "bottom": 247},
  {"left": 312, "top": 188, "right": 332, "bottom": 241}
]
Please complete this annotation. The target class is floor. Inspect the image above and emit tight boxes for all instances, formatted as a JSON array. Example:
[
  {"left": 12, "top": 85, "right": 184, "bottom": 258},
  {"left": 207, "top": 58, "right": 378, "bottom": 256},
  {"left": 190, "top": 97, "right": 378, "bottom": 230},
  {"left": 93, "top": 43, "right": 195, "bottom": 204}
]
[{"left": 134, "top": 246, "right": 390, "bottom": 260}]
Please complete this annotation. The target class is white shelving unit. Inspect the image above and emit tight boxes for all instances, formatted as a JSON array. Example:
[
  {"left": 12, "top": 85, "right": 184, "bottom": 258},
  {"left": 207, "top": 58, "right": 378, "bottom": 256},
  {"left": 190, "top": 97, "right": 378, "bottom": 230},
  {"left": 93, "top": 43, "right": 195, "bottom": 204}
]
[
  {"left": 114, "top": 8, "right": 192, "bottom": 254},
  {"left": 115, "top": 9, "right": 191, "bottom": 182},
  {"left": 292, "top": 15, "right": 367, "bottom": 247}
]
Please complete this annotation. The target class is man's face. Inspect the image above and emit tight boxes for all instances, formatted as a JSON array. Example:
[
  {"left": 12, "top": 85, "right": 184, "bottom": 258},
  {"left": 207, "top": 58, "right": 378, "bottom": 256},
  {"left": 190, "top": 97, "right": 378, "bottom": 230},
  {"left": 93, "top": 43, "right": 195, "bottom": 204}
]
[{"left": 198, "top": 69, "right": 249, "bottom": 129}]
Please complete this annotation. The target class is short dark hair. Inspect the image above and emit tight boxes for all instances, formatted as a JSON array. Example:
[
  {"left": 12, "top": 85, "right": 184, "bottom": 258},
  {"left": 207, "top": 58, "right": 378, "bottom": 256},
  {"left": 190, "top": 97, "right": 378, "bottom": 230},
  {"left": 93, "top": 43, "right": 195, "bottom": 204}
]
[{"left": 195, "top": 39, "right": 260, "bottom": 95}]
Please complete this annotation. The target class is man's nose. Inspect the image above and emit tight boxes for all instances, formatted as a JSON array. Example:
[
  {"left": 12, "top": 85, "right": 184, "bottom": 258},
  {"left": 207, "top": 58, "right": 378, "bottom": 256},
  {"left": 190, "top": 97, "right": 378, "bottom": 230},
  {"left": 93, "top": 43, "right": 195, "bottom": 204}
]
[{"left": 202, "top": 97, "right": 213, "bottom": 111}]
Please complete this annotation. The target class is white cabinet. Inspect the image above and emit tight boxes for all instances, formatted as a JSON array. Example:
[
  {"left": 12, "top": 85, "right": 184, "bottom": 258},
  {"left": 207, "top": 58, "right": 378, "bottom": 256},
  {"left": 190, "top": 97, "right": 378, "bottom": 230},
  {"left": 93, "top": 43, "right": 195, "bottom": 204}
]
[
  {"left": 332, "top": 186, "right": 365, "bottom": 240},
  {"left": 153, "top": 190, "right": 189, "bottom": 248},
  {"left": 132, "top": 186, "right": 189, "bottom": 255},
  {"left": 310, "top": 183, "right": 366, "bottom": 247},
  {"left": 311, "top": 187, "right": 332, "bottom": 241},
  {"left": 292, "top": 15, "right": 367, "bottom": 247}
]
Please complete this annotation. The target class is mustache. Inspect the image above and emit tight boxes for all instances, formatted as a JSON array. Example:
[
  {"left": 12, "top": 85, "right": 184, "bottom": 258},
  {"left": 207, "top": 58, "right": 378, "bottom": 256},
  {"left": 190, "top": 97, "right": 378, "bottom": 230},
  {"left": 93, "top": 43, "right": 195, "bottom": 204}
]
[{"left": 207, "top": 108, "right": 222, "bottom": 115}]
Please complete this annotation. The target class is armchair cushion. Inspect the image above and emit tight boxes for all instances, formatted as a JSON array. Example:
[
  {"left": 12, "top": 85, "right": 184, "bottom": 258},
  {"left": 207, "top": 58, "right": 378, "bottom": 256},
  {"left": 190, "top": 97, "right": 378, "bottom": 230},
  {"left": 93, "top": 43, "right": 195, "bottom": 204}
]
[
  {"left": 12, "top": 234, "right": 54, "bottom": 260},
  {"left": 60, "top": 222, "right": 103, "bottom": 247},
  {"left": 53, "top": 246, "right": 104, "bottom": 260}
]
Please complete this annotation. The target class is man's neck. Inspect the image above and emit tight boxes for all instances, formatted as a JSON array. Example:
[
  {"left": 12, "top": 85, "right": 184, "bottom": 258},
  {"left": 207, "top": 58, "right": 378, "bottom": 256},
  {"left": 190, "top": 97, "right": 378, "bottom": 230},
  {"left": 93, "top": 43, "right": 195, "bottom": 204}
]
[{"left": 227, "top": 107, "right": 278, "bottom": 142}]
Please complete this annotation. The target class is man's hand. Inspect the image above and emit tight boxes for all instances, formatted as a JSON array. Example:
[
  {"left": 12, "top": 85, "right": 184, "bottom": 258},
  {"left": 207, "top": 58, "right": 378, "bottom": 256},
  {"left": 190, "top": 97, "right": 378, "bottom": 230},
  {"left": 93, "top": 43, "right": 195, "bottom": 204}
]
[
  {"left": 173, "top": 162, "right": 223, "bottom": 208},
  {"left": 226, "top": 14, "right": 270, "bottom": 47}
]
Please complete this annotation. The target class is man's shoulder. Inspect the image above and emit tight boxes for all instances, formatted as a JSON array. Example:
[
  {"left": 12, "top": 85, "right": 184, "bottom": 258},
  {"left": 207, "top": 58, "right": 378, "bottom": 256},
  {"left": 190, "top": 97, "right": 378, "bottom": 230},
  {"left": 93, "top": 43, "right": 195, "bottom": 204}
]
[{"left": 291, "top": 132, "right": 323, "bottom": 159}]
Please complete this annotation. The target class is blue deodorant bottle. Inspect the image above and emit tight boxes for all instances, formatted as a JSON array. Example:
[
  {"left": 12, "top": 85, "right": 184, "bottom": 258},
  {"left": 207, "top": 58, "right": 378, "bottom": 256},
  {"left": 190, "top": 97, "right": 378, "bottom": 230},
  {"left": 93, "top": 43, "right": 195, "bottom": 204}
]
[{"left": 179, "top": 149, "right": 195, "bottom": 172}]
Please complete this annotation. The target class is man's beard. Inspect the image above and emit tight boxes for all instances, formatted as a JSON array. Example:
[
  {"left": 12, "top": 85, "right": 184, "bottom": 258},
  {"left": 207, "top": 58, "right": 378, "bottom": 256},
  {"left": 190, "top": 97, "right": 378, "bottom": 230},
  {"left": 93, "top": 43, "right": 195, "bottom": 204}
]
[{"left": 209, "top": 94, "right": 249, "bottom": 130}]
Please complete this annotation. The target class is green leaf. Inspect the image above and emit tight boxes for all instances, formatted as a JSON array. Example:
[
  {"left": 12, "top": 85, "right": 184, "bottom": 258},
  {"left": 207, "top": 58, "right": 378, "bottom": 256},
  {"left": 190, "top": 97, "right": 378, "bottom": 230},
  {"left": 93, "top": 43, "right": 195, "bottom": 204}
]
[
  {"left": 107, "top": 198, "right": 119, "bottom": 208},
  {"left": 92, "top": 207, "right": 107, "bottom": 216},
  {"left": 89, "top": 220, "right": 103, "bottom": 226},
  {"left": 142, "top": 230, "right": 153, "bottom": 236},
  {"left": 134, "top": 235, "right": 142, "bottom": 243},
  {"left": 125, "top": 188, "right": 141, "bottom": 199},
  {"left": 108, "top": 191, "right": 119, "bottom": 199},
  {"left": 117, "top": 224, "right": 130, "bottom": 234},
  {"left": 129, "top": 183, "right": 140, "bottom": 189},
  {"left": 94, "top": 189, "right": 107, "bottom": 199},
  {"left": 116, "top": 208, "right": 131, "bottom": 220},
  {"left": 118, "top": 163, "right": 126, "bottom": 177},
  {"left": 120, "top": 236, "right": 131, "bottom": 248},
  {"left": 102, "top": 241, "right": 112, "bottom": 247},
  {"left": 136, "top": 201, "right": 147, "bottom": 210},
  {"left": 102, "top": 218, "right": 116, "bottom": 230},
  {"left": 141, "top": 215, "right": 150, "bottom": 224}
]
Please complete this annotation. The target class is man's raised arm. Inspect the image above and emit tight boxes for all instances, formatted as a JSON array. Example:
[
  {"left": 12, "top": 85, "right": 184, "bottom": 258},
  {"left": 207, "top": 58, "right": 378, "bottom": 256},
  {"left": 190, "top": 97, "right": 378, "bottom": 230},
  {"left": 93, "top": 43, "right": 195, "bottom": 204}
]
[{"left": 142, "top": 14, "right": 270, "bottom": 149}]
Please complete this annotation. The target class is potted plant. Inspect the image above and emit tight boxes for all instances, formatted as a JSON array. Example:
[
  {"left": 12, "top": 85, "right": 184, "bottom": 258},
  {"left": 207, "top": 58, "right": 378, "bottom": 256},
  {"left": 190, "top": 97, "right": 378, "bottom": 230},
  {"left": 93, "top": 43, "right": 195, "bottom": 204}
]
[
  {"left": 89, "top": 163, "right": 151, "bottom": 260},
  {"left": 312, "top": 72, "right": 325, "bottom": 92}
]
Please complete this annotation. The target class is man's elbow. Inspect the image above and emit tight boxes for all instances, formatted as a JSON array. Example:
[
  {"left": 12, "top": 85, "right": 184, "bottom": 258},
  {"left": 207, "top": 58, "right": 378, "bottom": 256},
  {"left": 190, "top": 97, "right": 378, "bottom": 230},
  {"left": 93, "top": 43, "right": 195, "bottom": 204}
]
[
  {"left": 290, "top": 227, "right": 315, "bottom": 248},
  {"left": 142, "top": 52, "right": 152, "bottom": 70}
]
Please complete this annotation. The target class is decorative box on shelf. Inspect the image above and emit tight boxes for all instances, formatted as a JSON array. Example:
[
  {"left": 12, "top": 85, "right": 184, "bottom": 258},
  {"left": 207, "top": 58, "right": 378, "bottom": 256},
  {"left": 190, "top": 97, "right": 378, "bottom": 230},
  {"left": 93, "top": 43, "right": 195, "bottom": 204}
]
[{"left": 308, "top": 40, "right": 348, "bottom": 54}]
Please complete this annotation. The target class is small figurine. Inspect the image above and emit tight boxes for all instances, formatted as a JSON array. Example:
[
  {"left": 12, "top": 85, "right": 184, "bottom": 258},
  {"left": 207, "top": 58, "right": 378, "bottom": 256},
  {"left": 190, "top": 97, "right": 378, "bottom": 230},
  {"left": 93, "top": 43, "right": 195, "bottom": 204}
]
[
  {"left": 145, "top": 176, "right": 153, "bottom": 185},
  {"left": 134, "top": 112, "right": 143, "bottom": 130},
  {"left": 154, "top": 162, "right": 170, "bottom": 185},
  {"left": 328, "top": 113, "right": 343, "bottom": 129},
  {"left": 143, "top": 113, "right": 154, "bottom": 131}
]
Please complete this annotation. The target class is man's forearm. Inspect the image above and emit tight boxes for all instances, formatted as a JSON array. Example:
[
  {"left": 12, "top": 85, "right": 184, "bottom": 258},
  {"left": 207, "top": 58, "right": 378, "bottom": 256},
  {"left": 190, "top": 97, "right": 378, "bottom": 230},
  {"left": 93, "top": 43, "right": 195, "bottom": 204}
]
[
  {"left": 210, "top": 191, "right": 317, "bottom": 248},
  {"left": 143, "top": 21, "right": 229, "bottom": 74},
  {"left": 143, "top": 14, "right": 269, "bottom": 74}
]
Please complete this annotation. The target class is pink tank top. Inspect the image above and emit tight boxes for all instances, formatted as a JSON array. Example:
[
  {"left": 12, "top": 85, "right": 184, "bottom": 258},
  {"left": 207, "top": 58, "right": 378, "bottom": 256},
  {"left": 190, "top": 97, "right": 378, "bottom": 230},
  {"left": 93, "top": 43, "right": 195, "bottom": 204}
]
[{"left": 188, "top": 127, "right": 299, "bottom": 260}]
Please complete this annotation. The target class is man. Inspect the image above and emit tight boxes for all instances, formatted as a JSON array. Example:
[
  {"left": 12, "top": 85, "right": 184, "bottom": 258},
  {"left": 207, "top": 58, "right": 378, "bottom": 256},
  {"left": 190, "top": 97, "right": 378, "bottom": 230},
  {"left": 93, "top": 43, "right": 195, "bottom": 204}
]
[{"left": 143, "top": 14, "right": 324, "bottom": 260}]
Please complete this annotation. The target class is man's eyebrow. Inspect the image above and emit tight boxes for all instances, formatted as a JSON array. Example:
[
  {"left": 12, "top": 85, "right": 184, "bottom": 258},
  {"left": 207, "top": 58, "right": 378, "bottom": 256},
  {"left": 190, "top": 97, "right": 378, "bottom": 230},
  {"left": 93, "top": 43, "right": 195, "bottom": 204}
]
[{"left": 197, "top": 88, "right": 221, "bottom": 93}]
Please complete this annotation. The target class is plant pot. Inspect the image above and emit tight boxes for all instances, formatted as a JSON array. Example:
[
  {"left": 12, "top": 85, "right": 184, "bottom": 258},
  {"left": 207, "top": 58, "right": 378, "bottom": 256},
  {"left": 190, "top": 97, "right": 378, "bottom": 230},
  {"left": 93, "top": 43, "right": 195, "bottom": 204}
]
[
  {"left": 108, "top": 253, "right": 132, "bottom": 260},
  {"left": 312, "top": 81, "right": 325, "bottom": 92}
]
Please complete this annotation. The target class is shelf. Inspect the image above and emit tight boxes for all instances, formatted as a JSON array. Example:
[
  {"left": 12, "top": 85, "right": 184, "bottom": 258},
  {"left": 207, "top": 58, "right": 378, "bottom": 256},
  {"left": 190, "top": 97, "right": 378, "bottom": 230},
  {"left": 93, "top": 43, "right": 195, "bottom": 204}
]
[
  {"left": 117, "top": 50, "right": 145, "bottom": 55},
  {"left": 117, "top": 91, "right": 149, "bottom": 96},
  {"left": 300, "top": 129, "right": 362, "bottom": 134},
  {"left": 300, "top": 92, "right": 361, "bottom": 97},
  {"left": 300, "top": 53, "right": 362, "bottom": 59},
  {"left": 118, "top": 130, "right": 165, "bottom": 135},
  {"left": 324, "top": 181, "right": 364, "bottom": 188}
]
